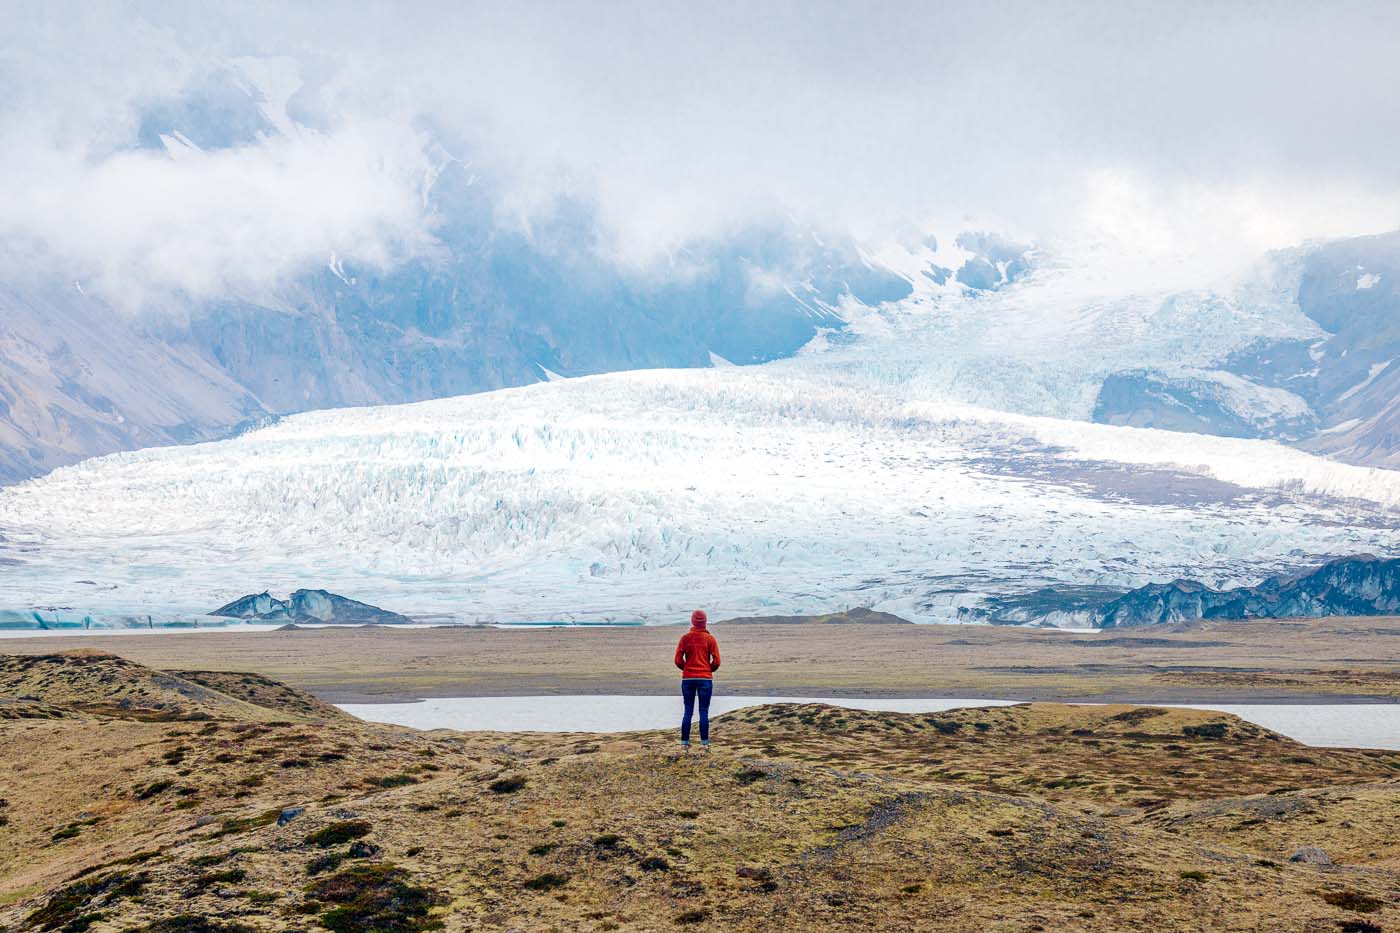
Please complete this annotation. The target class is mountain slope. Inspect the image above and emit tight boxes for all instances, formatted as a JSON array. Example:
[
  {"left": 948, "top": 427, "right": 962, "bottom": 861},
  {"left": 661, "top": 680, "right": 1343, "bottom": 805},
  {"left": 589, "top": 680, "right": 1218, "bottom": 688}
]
[
  {"left": 0, "top": 202, "right": 915, "bottom": 484},
  {"left": 0, "top": 283, "right": 265, "bottom": 482},
  {"left": 1091, "top": 231, "right": 1400, "bottom": 467},
  {"left": 1292, "top": 231, "right": 1400, "bottom": 466}
]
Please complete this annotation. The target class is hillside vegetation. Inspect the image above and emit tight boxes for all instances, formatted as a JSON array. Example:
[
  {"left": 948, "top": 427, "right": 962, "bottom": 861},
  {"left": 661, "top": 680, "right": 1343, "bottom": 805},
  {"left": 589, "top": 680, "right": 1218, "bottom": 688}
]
[{"left": 1, "top": 652, "right": 1398, "bottom": 931}]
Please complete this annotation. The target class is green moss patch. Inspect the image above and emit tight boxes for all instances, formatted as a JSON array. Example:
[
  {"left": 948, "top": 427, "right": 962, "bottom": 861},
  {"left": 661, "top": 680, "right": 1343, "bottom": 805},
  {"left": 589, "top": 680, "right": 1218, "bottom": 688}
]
[
  {"left": 213, "top": 808, "right": 282, "bottom": 838},
  {"left": 488, "top": 776, "right": 527, "bottom": 794},
  {"left": 133, "top": 916, "right": 257, "bottom": 932},
  {"left": 136, "top": 779, "right": 175, "bottom": 800},
  {"left": 306, "top": 820, "right": 372, "bottom": 848},
  {"left": 1182, "top": 723, "right": 1228, "bottom": 739},
  {"left": 308, "top": 853, "right": 347, "bottom": 876},
  {"left": 308, "top": 863, "right": 444, "bottom": 932},
  {"left": 24, "top": 871, "right": 147, "bottom": 931},
  {"left": 522, "top": 872, "right": 570, "bottom": 892},
  {"left": 190, "top": 868, "right": 246, "bottom": 891},
  {"left": 1321, "top": 890, "right": 1385, "bottom": 913}
]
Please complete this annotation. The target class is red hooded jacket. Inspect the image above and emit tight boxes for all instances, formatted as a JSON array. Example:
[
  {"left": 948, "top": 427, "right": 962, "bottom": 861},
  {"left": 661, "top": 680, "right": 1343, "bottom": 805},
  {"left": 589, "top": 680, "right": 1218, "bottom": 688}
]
[{"left": 674, "top": 610, "right": 720, "bottom": 679}]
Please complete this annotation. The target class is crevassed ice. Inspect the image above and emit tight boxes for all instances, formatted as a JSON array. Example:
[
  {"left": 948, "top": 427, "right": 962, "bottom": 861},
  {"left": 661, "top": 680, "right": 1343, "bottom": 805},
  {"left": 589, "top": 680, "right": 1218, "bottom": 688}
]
[{"left": 0, "top": 347, "right": 1397, "bottom": 623}]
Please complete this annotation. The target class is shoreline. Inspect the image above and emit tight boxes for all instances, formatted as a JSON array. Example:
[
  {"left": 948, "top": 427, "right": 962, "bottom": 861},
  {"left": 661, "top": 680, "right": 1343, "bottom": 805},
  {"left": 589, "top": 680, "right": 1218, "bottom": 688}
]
[
  {"left": 329, "top": 694, "right": 1400, "bottom": 750},
  {"left": 316, "top": 684, "right": 1400, "bottom": 706}
]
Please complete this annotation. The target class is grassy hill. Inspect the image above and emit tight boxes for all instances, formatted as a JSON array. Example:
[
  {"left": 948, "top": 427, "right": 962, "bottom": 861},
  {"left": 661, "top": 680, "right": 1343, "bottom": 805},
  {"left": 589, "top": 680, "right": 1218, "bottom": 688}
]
[{"left": 0, "top": 651, "right": 1398, "bottom": 930}]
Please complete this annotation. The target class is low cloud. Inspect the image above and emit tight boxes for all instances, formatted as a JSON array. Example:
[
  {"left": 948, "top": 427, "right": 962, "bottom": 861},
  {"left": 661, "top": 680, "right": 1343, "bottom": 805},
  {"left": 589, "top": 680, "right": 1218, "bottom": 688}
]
[
  {"left": 0, "top": 120, "right": 436, "bottom": 307},
  {"left": 2, "top": 0, "right": 1399, "bottom": 304}
]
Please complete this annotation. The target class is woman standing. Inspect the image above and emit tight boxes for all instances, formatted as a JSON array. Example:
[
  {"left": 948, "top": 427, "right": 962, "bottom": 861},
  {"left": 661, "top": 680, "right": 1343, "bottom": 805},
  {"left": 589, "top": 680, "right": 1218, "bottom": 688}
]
[{"left": 674, "top": 609, "right": 721, "bottom": 749}]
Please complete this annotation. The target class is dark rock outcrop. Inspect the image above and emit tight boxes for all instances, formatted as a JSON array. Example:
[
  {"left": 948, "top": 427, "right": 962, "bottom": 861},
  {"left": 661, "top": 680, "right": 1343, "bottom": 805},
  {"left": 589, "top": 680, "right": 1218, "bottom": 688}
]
[
  {"left": 956, "top": 585, "right": 1126, "bottom": 627},
  {"left": 1096, "top": 555, "right": 1400, "bottom": 628},
  {"left": 964, "top": 555, "right": 1400, "bottom": 628},
  {"left": 1092, "top": 369, "right": 1317, "bottom": 440},
  {"left": 210, "top": 590, "right": 413, "bottom": 626}
]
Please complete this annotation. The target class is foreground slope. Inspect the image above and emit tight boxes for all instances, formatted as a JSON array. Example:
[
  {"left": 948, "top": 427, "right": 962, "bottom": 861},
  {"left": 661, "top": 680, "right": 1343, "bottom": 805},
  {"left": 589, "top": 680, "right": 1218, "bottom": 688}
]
[
  {"left": 3, "top": 358, "right": 1400, "bottom": 623},
  {"left": 1, "top": 652, "right": 1399, "bottom": 931}
]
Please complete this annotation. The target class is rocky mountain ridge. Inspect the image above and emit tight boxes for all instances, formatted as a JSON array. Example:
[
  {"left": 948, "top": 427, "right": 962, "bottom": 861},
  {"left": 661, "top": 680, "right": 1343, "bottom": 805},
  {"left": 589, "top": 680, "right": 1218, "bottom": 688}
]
[
  {"left": 211, "top": 589, "right": 413, "bottom": 626},
  {"left": 966, "top": 555, "right": 1400, "bottom": 628}
]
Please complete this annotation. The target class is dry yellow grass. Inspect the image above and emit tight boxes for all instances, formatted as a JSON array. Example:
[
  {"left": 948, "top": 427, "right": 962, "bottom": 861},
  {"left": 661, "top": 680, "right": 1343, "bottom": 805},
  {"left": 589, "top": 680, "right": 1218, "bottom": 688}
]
[{"left": 0, "top": 650, "right": 1397, "bottom": 931}]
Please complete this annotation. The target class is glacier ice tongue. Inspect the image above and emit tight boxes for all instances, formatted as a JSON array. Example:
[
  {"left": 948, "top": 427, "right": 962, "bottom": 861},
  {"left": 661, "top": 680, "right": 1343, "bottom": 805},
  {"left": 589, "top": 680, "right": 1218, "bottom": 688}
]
[{"left": 1, "top": 348, "right": 1398, "bottom": 623}]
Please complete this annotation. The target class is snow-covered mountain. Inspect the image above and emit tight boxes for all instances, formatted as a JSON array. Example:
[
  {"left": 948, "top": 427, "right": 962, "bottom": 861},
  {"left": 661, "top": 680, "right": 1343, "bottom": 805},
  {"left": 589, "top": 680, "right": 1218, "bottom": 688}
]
[{"left": 3, "top": 343, "right": 1398, "bottom": 624}]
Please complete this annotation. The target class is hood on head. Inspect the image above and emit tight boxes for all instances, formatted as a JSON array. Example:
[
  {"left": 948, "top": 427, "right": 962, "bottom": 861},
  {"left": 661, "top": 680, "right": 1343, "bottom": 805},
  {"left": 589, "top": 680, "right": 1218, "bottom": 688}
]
[{"left": 690, "top": 609, "right": 708, "bottom": 629}]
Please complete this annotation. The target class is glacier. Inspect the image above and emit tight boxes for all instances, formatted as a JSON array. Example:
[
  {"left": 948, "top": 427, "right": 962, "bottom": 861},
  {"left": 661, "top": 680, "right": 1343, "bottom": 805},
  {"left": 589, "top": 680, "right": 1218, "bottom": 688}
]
[{"left": 2, "top": 302, "right": 1399, "bottom": 624}]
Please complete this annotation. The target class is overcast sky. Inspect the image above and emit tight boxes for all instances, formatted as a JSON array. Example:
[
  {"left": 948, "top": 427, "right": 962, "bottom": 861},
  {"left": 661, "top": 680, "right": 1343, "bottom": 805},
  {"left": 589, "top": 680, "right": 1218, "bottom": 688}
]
[{"left": 2, "top": 0, "right": 1399, "bottom": 303}]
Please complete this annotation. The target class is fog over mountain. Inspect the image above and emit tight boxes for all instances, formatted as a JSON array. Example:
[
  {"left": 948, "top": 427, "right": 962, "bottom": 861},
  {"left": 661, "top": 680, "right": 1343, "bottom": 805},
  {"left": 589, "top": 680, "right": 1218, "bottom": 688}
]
[{"left": 6, "top": 1, "right": 1400, "bottom": 288}]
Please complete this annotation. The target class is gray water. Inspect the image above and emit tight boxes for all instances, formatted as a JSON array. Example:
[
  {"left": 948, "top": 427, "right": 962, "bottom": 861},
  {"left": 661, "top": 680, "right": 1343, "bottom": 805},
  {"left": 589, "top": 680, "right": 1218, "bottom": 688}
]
[{"left": 338, "top": 695, "right": 1400, "bottom": 750}]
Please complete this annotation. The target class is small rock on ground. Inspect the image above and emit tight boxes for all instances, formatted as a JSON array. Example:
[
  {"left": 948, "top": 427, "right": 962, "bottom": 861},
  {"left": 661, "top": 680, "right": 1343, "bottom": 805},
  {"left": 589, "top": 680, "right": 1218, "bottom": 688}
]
[{"left": 1288, "top": 846, "right": 1330, "bottom": 865}]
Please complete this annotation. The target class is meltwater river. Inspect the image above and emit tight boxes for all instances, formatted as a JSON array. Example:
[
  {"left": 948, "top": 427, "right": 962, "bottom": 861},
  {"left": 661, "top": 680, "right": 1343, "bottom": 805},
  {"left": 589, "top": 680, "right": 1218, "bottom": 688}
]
[{"left": 338, "top": 695, "right": 1400, "bottom": 750}]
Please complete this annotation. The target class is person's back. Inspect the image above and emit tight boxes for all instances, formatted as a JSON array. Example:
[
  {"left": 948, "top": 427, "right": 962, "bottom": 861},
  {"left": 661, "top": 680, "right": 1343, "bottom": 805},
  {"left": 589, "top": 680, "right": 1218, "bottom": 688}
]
[{"left": 674, "top": 609, "right": 720, "bottom": 748}]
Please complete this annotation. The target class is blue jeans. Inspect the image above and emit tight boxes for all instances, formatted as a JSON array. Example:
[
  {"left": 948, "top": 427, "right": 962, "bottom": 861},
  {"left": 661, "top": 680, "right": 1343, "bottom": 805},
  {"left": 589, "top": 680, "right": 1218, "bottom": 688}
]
[{"left": 681, "top": 678, "right": 713, "bottom": 742}]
